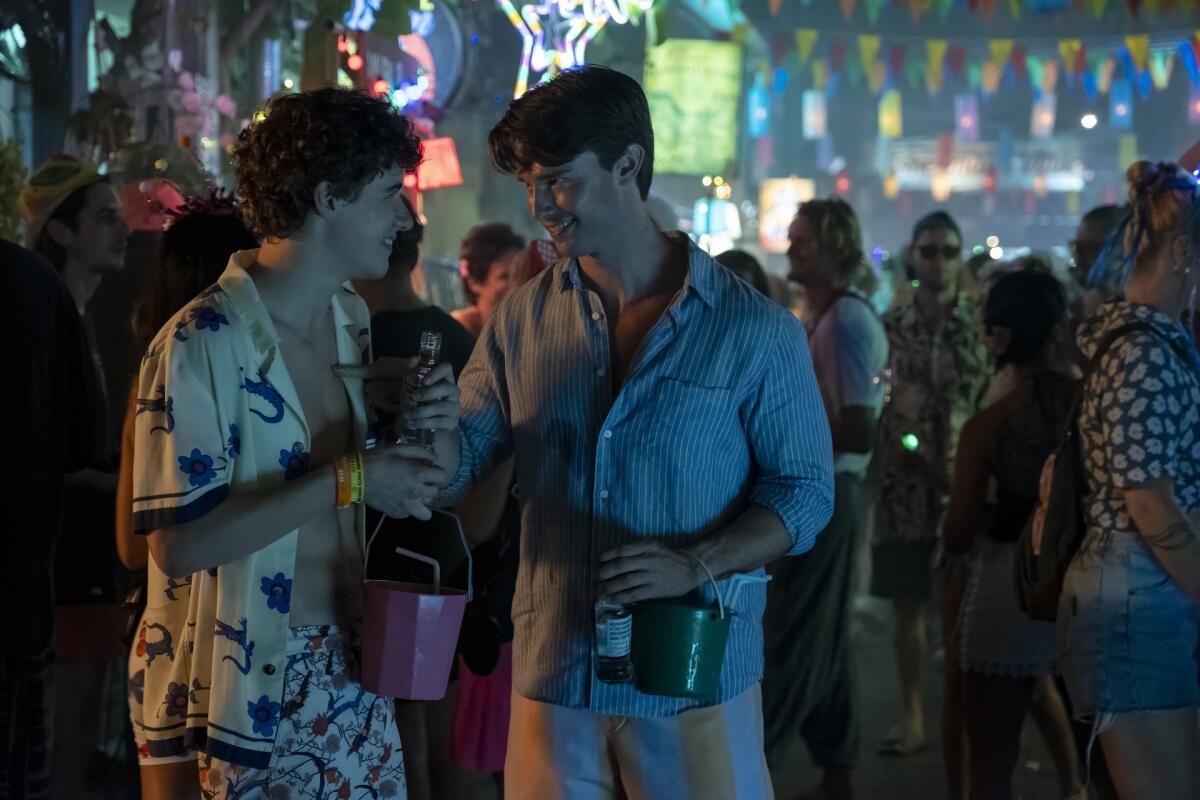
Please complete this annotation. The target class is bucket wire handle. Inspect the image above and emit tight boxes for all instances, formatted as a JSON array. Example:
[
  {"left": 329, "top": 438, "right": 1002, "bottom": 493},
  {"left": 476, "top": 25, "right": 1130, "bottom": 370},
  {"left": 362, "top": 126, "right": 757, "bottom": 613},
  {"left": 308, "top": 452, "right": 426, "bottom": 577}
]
[
  {"left": 683, "top": 551, "right": 725, "bottom": 620},
  {"left": 364, "top": 509, "right": 474, "bottom": 601}
]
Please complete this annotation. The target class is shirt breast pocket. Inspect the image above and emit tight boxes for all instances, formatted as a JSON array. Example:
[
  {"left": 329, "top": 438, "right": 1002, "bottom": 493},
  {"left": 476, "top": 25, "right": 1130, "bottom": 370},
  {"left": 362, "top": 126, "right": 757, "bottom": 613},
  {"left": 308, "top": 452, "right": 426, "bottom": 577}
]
[{"left": 644, "top": 376, "right": 735, "bottom": 455}]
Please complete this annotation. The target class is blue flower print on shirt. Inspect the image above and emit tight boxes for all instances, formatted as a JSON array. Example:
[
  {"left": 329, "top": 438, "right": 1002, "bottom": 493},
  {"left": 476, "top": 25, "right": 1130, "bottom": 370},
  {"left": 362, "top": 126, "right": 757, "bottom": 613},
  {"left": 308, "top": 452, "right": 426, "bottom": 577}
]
[
  {"left": 190, "top": 305, "right": 229, "bottom": 332},
  {"left": 260, "top": 573, "right": 292, "bottom": 614},
  {"left": 278, "top": 442, "right": 310, "bottom": 481},
  {"left": 163, "top": 682, "right": 189, "bottom": 718},
  {"left": 178, "top": 448, "right": 218, "bottom": 487},
  {"left": 226, "top": 424, "right": 241, "bottom": 458},
  {"left": 129, "top": 669, "right": 145, "bottom": 705},
  {"left": 247, "top": 695, "right": 281, "bottom": 737}
]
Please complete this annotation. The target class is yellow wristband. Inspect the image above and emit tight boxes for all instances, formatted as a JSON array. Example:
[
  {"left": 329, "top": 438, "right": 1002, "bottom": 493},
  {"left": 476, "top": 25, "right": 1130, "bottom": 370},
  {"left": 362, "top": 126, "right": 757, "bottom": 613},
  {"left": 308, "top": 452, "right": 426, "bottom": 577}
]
[{"left": 349, "top": 450, "right": 365, "bottom": 505}]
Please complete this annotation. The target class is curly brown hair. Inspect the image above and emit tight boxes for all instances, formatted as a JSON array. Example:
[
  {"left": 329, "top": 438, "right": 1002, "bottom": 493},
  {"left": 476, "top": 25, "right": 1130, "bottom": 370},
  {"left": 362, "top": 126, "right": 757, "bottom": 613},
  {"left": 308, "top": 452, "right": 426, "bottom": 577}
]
[
  {"left": 233, "top": 88, "right": 423, "bottom": 240},
  {"left": 797, "top": 197, "right": 865, "bottom": 285}
]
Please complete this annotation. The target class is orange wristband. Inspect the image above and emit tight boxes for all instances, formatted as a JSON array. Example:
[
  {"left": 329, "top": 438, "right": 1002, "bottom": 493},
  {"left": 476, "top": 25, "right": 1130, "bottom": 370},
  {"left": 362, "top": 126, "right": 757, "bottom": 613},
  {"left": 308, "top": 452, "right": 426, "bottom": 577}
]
[
  {"left": 349, "top": 450, "right": 365, "bottom": 505},
  {"left": 334, "top": 455, "right": 352, "bottom": 508}
]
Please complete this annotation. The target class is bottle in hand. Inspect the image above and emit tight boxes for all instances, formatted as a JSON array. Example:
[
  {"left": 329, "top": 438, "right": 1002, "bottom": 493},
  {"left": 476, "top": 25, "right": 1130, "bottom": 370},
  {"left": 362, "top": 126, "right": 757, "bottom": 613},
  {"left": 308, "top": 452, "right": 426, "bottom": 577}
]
[
  {"left": 595, "top": 598, "right": 633, "bottom": 684},
  {"left": 398, "top": 330, "right": 442, "bottom": 447}
]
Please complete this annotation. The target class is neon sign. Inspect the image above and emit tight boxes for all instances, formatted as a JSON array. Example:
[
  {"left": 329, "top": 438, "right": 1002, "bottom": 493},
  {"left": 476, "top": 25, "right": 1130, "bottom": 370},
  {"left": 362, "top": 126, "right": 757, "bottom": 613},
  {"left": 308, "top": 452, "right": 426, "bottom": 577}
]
[{"left": 496, "top": 0, "right": 654, "bottom": 98}]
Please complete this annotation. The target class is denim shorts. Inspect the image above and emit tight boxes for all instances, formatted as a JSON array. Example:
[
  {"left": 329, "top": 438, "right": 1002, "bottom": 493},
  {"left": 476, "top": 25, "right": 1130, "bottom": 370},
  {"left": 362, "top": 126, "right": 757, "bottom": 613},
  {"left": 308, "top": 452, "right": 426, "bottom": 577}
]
[{"left": 1057, "top": 531, "right": 1200, "bottom": 717}]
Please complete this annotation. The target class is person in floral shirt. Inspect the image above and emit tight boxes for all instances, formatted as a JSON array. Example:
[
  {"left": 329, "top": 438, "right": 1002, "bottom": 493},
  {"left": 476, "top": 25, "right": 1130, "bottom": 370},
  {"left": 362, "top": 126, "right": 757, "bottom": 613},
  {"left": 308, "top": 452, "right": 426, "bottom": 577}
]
[{"left": 872, "top": 211, "right": 990, "bottom": 758}]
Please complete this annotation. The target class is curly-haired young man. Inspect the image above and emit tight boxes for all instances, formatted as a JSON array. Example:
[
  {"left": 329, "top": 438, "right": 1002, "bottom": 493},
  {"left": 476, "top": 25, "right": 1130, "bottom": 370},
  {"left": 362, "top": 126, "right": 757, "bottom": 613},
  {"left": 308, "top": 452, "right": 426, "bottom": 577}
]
[
  {"left": 438, "top": 65, "right": 834, "bottom": 799},
  {"left": 130, "top": 88, "right": 460, "bottom": 799}
]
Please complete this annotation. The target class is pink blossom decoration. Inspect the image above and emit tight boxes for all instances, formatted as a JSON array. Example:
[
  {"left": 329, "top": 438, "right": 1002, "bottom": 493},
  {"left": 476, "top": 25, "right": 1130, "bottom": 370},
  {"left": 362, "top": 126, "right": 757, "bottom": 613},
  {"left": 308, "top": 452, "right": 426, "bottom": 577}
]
[
  {"left": 215, "top": 94, "right": 237, "bottom": 118},
  {"left": 178, "top": 70, "right": 194, "bottom": 90},
  {"left": 180, "top": 91, "right": 202, "bottom": 113}
]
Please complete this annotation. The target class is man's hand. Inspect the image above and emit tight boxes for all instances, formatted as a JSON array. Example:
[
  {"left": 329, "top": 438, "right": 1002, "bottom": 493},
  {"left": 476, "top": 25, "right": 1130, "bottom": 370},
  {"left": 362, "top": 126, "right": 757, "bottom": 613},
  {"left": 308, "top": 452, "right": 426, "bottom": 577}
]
[
  {"left": 362, "top": 443, "right": 448, "bottom": 520},
  {"left": 598, "top": 541, "right": 704, "bottom": 605},
  {"left": 334, "top": 358, "right": 461, "bottom": 432}
]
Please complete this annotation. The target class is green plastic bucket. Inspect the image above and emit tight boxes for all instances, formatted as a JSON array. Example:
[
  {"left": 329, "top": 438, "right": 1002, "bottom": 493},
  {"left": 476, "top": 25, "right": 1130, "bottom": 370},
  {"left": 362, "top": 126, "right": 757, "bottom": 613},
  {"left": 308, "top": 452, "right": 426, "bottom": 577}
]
[{"left": 630, "top": 598, "right": 732, "bottom": 699}]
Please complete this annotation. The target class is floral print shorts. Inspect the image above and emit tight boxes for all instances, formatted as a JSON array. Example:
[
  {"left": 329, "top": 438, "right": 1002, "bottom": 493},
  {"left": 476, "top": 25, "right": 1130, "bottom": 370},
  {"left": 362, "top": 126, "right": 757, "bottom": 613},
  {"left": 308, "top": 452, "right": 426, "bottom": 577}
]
[{"left": 201, "top": 626, "right": 406, "bottom": 800}]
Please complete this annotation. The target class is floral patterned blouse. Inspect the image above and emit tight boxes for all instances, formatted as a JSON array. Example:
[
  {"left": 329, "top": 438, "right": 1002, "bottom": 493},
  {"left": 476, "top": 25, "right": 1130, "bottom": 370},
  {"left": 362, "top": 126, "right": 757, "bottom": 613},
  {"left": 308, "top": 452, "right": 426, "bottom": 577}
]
[
  {"left": 1077, "top": 301, "right": 1200, "bottom": 547},
  {"left": 131, "top": 249, "right": 371, "bottom": 768},
  {"left": 875, "top": 295, "right": 990, "bottom": 544}
]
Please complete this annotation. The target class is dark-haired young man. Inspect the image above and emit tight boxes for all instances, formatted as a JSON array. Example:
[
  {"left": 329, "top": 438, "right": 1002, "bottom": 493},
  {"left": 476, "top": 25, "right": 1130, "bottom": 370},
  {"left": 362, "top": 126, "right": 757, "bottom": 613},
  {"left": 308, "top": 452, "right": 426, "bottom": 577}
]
[
  {"left": 131, "top": 88, "right": 460, "bottom": 798},
  {"left": 439, "top": 65, "right": 834, "bottom": 798}
]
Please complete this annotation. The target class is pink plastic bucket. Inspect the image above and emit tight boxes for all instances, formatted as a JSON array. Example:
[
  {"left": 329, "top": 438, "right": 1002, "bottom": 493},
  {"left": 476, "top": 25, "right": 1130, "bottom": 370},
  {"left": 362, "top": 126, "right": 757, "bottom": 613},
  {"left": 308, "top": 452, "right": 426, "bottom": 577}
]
[{"left": 360, "top": 511, "right": 472, "bottom": 700}]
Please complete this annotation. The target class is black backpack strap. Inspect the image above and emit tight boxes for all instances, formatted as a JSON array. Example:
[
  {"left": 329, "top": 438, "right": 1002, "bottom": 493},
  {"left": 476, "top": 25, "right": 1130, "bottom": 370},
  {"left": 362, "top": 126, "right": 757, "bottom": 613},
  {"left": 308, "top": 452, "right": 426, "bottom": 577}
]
[{"left": 1063, "top": 322, "right": 1158, "bottom": 432}]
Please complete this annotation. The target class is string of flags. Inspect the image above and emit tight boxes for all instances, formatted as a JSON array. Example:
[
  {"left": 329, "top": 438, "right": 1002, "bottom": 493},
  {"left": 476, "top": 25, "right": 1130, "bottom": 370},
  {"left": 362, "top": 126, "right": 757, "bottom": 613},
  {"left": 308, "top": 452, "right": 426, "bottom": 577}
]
[{"left": 768, "top": 0, "right": 1200, "bottom": 23}]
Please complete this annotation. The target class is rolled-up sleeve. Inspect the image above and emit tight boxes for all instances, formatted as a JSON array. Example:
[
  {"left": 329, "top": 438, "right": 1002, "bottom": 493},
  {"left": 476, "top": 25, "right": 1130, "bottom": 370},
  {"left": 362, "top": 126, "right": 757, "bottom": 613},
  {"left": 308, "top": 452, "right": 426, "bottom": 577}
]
[
  {"left": 746, "top": 313, "right": 834, "bottom": 555},
  {"left": 436, "top": 316, "right": 514, "bottom": 508}
]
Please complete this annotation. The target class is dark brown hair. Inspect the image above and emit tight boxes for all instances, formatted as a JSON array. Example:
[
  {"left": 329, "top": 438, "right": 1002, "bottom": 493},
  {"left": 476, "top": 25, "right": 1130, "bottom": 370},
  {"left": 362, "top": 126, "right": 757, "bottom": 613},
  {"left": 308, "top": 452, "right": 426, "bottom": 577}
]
[
  {"left": 233, "top": 88, "right": 423, "bottom": 240},
  {"left": 459, "top": 223, "right": 525, "bottom": 304},
  {"left": 488, "top": 66, "right": 655, "bottom": 200}
]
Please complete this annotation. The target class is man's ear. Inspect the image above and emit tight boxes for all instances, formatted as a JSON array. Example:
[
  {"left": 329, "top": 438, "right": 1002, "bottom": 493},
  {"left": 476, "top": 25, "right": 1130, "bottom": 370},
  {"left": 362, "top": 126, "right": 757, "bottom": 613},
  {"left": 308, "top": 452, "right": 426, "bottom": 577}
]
[
  {"left": 313, "top": 181, "right": 338, "bottom": 220},
  {"left": 45, "top": 217, "right": 75, "bottom": 250},
  {"left": 613, "top": 144, "right": 644, "bottom": 189}
]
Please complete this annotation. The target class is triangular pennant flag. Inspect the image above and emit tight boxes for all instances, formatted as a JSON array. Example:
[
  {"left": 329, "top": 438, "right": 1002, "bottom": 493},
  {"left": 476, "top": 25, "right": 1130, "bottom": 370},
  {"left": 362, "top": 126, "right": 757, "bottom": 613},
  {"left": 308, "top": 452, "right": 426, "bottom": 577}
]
[
  {"left": 1059, "top": 40, "right": 1083, "bottom": 71},
  {"left": 859, "top": 35, "right": 882, "bottom": 76},
  {"left": 1099, "top": 56, "right": 1116, "bottom": 94},
  {"left": 906, "top": 51, "right": 927, "bottom": 88},
  {"left": 1124, "top": 0, "right": 1142, "bottom": 13},
  {"left": 1082, "top": 71, "right": 1098, "bottom": 100},
  {"left": 840, "top": 0, "right": 857, "bottom": 20},
  {"left": 936, "top": 0, "right": 955, "bottom": 19},
  {"left": 989, "top": 39, "right": 1014, "bottom": 66},
  {"left": 796, "top": 29, "right": 819, "bottom": 65},
  {"left": 968, "top": 59, "right": 983, "bottom": 90},
  {"left": 1074, "top": 45, "right": 1088, "bottom": 75},
  {"left": 889, "top": 45, "right": 908, "bottom": 77},
  {"left": 982, "top": 60, "right": 1003, "bottom": 94},
  {"left": 768, "top": 0, "right": 783, "bottom": 15},
  {"left": 909, "top": 0, "right": 931, "bottom": 21},
  {"left": 979, "top": 0, "right": 999, "bottom": 17},
  {"left": 770, "top": 34, "right": 791, "bottom": 68},
  {"left": 1027, "top": 55, "right": 1046, "bottom": 90},
  {"left": 865, "top": 0, "right": 886, "bottom": 24},
  {"left": 1145, "top": 0, "right": 1161, "bottom": 12},
  {"left": 927, "top": 39, "right": 949, "bottom": 93},
  {"left": 1136, "top": 69, "right": 1153, "bottom": 97},
  {"left": 1125, "top": 35, "right": 1150, "bottom": 71},
  {"left": 869, "top": 60, "right": 888, "bottom": 93},
  {"left": 831, "top": 41, "right": 849, "bottom": 73},
  {"left": 847, "top": 52, "right": 865, "bottom": 87},
  {"left": 948, "top": 47, "right": 967, "bottom": 79},
  {"left": 812, "top": 60, "right": 830, "bottom": 91},
  {"left": 1011, "top": 46, "right": 1028, "bottom": 79},
  {"left": 1008, "top": 0, "right": 1022, "bottom": 17},
  {"left": 1090, "top": 0, "right": 1107, "bottom": 15},
  {"left": 1043, "top": 58, "right": 1060, "bottom": 92},
  {"left": 1150, "top": 49, "right": 1174, "bottom": 89}
]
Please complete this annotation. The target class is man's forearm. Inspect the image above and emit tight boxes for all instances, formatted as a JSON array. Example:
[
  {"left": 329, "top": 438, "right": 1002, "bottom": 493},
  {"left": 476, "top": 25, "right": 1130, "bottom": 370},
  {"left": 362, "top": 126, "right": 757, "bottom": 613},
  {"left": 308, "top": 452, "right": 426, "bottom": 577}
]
[
  {"left": 149, "top": 465, "right": 336, "bottom": 578},
  {"left": 683, "top": 504, "right": 794, "bottom": 579}
]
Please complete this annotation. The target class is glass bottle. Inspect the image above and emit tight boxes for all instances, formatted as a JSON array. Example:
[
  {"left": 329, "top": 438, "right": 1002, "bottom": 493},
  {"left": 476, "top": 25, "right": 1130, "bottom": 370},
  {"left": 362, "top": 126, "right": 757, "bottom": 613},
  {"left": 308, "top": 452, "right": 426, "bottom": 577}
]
[
  {"left": 595, "top": 598, "right": 634, "bottom": 684},
  {"left": 398, "top": 330, "right": 442, "bottom": 448}
]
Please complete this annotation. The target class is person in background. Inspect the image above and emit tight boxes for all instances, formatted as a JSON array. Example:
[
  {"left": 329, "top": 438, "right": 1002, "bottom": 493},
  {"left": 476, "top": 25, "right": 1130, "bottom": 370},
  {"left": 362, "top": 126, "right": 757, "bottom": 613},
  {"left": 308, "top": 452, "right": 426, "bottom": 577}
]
[
  {"left": 20, "top": 154, "right": 133, "bottom": 800},
  {"left": 452, "top": 222, "right": 525, "bottom": 338},
  {"left": 0, "top": 239, "right": 105, "bottom": 800},
  {"left": 1058, "top": 161, "right": 1200, "bottom": 798},
  {"left": 763, "top": 198, "right": 887, "bottom": 800},
  {"left": 872, "top": 211, "right": 989, "bottom": 765},
  {"left": 715, "top": 249, "right": 772, "bottom": 297},
  {"left": 115, "top": 190, "right": 258, "bottom": 800},
  {"left": 441, "top": 65, "right": 833, "bottom": 799},
  {"left": 943, "top": 270, "right": 1084, "bottom": 800},
  {"left": 1069, "top": 205, "right": 1127, "bottom": 293}
]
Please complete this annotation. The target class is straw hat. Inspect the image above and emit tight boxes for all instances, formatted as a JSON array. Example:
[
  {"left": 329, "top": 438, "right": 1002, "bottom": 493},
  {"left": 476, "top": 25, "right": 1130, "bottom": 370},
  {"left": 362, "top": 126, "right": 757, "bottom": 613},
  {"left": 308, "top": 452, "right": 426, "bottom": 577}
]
[{"left": 18, "top": 154, "right": 105, "bottom": 242}]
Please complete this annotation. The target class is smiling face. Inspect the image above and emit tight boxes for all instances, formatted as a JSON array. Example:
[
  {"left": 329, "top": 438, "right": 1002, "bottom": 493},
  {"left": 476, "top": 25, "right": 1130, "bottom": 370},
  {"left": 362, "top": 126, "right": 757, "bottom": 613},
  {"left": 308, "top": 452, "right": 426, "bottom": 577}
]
[
  {"left": 327, "top": 165, "right": 414, "bottom": 281},
  {"left": 519, "top": 150, "right": 628, "bottom": 259}
]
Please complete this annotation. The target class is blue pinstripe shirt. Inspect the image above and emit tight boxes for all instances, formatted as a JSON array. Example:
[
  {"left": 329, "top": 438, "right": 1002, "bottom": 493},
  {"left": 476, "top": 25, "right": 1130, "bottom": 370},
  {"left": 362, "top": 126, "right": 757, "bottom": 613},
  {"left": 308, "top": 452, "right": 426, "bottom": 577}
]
[{"left": 441, "top": 235, "right": 833, "bottom": 717}]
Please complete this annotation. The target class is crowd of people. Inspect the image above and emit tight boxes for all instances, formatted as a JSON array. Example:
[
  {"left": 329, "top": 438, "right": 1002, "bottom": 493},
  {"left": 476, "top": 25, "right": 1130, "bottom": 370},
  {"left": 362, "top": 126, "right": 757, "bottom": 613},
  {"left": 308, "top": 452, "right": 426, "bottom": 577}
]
[{"left": 3, "top": 64, "right": 1199, "bottom": 800}]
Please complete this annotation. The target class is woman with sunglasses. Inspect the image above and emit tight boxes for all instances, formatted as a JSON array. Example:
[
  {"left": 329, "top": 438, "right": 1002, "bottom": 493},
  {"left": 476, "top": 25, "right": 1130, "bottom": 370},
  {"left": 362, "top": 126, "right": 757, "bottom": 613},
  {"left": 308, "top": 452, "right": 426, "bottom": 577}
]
[
  {"left": 872, "top": 212, "right": 990, "bottom": 770},
  {"left": 1057, "top": 161, "right": 1200, "bottom": 797}
]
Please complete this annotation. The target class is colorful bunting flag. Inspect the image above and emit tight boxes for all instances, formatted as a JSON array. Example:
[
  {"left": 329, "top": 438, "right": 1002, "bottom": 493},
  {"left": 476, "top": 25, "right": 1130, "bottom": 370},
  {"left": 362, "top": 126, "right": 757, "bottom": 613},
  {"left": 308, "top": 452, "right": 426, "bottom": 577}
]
[
  {"left": 1059, "top": 40, "right": 1083, "bottom": 72},
  {"left": 831, "top": 41, "right": 849, "bottom": 73},
  {"left": 796, "top": 29, "right": 819, "bottom": 66},
  {"left": 859, "top": 35, "right": 882, "bottom": 76},
  {"left": 982, "top": 60, "right": 1003, "bottom": 94},
  {"left": 888, "top": 45, "right": 908, "bottom": 77},
  {"left": 927, "top": 39, "right": 949, "bottom": 94},
  {"left": 1043, "top": 58, "right": 1060, "bottom": 92},
  {"left": 1124, "top": 0, "right": 1142, "bottom": 14},
  {"left": 968, "top": 60, "right": 983, "bottom": 91},
  {"left": 840, "top": 0, "right": 857, "bottom": 20},
  {"left": 865, "top": 0, "right": 886, "bottom": 24},
  {"left": 813, "top": 59, "right": 829, "bottom": 91},
  {"left": 989, "top": 39, "right": 1014, "bottom": 66},
  {"left": 1099, "top": 57, "right": 1116, "bottom": 93},
  {"left": 909, "top": 0, "right": 931, "bottom": 21},
  {"left": 1011, "top": 46, "right": 1028, "bottom": 79},
  {"left": 1008, "top": 0, "right": 1022, "bottom": 18},
  {"left": 869, "top": 60, "right": 888, "bottom": 93},
  {"left": 949, "top": 47, "right": 967, "bottom": 79},
  {"left": 936, "top": 0, "right": 955, "bottom": 19},
  {"left": 1125, "top": 35, "right": 1150, "bottom": 71},
  {"left": 768, "top": 0, "right": 783, "bottom": 15},
  {"left": 1150, "top": 49, "right": 1174, "bottom": 89},
  {"left": 1089, "top": 0, "right": 1107, "bottom": 17}
]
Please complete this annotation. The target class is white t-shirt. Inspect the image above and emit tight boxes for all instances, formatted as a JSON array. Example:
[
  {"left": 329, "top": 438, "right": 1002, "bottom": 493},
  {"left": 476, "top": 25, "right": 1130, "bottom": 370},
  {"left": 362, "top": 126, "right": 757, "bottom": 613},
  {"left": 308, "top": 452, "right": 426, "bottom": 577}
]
[{"left": 808, "top": 291, "right": 889, "bottom": 477}]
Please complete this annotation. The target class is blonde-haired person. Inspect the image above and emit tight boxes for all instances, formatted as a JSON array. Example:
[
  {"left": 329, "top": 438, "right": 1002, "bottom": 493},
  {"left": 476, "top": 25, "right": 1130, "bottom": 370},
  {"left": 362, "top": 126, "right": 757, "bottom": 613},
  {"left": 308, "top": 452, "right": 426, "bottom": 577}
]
[
  {"left": 1057, "top": 161, "right": 1200, "bottom": 797},
  {"left": 763, "top": 198, "right": 888, "bottom": 799}
]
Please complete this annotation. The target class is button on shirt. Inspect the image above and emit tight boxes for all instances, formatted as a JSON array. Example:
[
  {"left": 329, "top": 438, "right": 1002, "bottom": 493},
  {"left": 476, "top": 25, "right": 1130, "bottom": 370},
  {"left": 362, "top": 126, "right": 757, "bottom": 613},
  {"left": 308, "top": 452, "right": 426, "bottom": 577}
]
[
  {"left": 131, "top": 249, "right": 371, "bottom": 767},
  {"left": 440, "top": 235, "right": 834, "bottom": 718}
]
